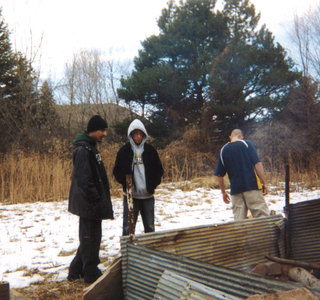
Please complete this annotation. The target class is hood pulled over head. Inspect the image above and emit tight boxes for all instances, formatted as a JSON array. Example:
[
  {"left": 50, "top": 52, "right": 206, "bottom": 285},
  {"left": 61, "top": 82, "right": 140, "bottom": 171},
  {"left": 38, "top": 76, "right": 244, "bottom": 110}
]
[{"left": 128, "top": 119, "right": 148, "bottom": 148}]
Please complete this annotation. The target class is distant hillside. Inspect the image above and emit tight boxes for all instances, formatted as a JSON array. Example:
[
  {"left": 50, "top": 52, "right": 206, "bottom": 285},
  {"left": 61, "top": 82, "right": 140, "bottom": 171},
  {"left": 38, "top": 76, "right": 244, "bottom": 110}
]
[{"left": 55, "top": 103, "right": 137, "bottom": 131}]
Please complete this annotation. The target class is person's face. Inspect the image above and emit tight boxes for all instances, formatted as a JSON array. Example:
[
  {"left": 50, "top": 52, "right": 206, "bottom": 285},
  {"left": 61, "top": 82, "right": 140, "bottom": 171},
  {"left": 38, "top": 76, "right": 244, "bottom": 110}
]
[
  {"left": 131, "top": 129, "right": 144, "bottom": 145},
  {"left": 89, "top": 129, "right": 107, "bottom": 142}
]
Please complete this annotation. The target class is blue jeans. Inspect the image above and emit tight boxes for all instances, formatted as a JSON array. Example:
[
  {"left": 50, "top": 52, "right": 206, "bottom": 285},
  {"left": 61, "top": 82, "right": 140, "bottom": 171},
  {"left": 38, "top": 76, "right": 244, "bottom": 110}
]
[{"left": 122, "top": 195, "right": 155, "bottom": 236}]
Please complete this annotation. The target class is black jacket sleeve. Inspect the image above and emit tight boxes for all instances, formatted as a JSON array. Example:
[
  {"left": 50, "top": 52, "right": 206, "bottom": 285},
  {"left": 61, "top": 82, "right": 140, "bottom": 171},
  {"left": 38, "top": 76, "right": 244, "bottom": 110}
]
[
  {"left": 113, "top": 143, "right": 133, "bottom": 188},
  {"left": 73, "top": 146, "right": 101, "bottom": 203},
  {"left": 144, "top": 144, "right": 164, "bottom": 193}
]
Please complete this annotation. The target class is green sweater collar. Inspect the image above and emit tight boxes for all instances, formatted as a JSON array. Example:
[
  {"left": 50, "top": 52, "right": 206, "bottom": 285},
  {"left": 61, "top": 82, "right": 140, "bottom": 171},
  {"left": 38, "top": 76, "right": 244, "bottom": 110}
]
[{"left": 74, "top": 130, "right": 96, "bottom": 146}]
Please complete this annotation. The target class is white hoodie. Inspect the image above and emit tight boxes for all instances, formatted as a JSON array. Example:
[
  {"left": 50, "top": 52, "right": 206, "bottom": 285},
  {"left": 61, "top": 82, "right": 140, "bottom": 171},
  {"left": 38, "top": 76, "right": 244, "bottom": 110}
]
[{"left": 127, "top": 119, "right": 152, "bottom": 199}]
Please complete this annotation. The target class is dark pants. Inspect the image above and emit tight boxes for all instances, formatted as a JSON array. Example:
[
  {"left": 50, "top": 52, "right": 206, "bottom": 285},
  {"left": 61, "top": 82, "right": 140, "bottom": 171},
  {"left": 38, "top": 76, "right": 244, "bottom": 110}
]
[
  {"left": 68, "top": 217, "right": 102, "bottom": 283},
  {"left": 122, "top": 196, "right": 155, "bottom": 236}
]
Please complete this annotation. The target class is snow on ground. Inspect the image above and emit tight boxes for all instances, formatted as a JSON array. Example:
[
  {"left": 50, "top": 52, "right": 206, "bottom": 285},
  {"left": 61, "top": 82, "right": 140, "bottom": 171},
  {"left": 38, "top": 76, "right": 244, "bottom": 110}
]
[{"left": 0, "top": 183, "right": 319, "bottom": 289}]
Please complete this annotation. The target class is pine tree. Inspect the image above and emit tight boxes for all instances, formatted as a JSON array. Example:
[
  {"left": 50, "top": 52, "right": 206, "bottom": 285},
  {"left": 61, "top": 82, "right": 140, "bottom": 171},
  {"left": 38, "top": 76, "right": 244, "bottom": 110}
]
[
  {"left": 36, "top": 80, "right": 60, "bottom": 132},
  {"left": 0, "top": 9, "right": 39, "bottom": 152},
  {"left": 118, "top": 0, "right": 229, "bottom": 129},
  {"left": 0, "top": 8, "right": 16, "bottom": 98},
  {"left": 0, "top": 8, "right": 20, "bottom": 147},
  {"left": 118, "top": 0, "right": 301, "bottom": 141},
  {"left": 207, "top": 0, "right": 301, "bottom": 136}
]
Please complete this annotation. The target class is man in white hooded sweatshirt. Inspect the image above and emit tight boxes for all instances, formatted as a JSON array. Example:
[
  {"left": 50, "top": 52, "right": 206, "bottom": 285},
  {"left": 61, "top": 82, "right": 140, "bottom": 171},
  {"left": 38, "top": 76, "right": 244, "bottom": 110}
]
[{"left": 113, "top": 119, "right": 164, "bottom": 235}]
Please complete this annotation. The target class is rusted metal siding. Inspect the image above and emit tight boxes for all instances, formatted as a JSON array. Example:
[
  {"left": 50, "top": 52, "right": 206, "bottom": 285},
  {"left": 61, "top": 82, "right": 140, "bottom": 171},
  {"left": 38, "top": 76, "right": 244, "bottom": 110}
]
[
  {"left": 123, "top": 243, "right": 316, "bottom": 300},
  {"left": 121, "top": 215, "right": 285, "bottom": 298},
  {"left": 288, "top": 198, "right": 320, "bottom": 263},
  {"left": 121, "top": 215, "right": 285, "bottom": 269}
]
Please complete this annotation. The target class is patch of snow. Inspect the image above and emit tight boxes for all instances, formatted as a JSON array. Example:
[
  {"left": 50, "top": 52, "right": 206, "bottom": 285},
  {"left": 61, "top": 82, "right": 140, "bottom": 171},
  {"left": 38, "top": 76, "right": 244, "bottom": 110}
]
[{"left": 0, "top": 184, "right": 317, "bottom": 288}]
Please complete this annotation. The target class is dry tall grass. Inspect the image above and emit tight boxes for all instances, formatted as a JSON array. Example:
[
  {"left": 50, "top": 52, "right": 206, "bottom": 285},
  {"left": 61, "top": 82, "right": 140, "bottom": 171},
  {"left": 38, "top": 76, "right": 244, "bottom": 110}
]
[
  {"left": 0, "top": 144, "right": 119, "bottom": 204},
  {"left": 1, "top": 141, "right": 319, "bottom": 204},
  {"left": 0, "top": 152, "right": 73, "bottom": 204},
  {"left": 0, "top": 141, "right": 218, "bottom": 204}
]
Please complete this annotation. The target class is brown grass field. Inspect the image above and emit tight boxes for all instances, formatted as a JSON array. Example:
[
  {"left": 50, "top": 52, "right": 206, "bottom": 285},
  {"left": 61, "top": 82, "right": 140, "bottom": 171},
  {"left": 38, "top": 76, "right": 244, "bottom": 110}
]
[{"left": 0, "top": 140, "right": 221, "bottom": 204}]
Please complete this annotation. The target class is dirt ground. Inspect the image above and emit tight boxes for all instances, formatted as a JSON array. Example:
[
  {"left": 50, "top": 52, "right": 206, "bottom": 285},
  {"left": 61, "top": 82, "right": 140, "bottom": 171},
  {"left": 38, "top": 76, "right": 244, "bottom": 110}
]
[{"left": 14, "top": 279, "right": 87, "bottom": 300}]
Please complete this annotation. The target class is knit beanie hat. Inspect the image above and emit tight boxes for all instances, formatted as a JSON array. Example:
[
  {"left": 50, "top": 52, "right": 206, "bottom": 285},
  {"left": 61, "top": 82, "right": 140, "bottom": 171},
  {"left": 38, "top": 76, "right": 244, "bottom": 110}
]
[{"left": 87, "top": 115, "right": 108, "bottom": 133}]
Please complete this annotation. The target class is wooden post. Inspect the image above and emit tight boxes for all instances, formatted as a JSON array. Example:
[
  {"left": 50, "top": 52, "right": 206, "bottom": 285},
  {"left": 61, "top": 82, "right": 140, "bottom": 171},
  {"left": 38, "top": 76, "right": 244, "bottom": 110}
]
[
  {"left": 0, "top": 282, "right": 10, "bottom": 300},
  {"left": 284, "top": 164, "right": 291, "bottom": 259},
  {"left": 126, "top": 175, "right": 135, "bottom": 243},
  {"left": 285, "top": 164, "right": 290, "bottom": 208}
]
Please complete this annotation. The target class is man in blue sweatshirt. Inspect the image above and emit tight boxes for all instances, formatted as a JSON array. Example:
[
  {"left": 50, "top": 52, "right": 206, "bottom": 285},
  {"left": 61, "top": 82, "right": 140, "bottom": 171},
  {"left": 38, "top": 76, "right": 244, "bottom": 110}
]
[{"left": 214, "top": 129, "right": 270, "bottom": 221}]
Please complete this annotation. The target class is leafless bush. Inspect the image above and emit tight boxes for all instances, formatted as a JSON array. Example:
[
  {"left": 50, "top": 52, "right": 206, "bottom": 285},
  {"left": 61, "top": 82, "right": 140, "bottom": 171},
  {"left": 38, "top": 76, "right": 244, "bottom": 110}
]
[{"left": 156, "top": 128, "right": 216, "bottom": 182}]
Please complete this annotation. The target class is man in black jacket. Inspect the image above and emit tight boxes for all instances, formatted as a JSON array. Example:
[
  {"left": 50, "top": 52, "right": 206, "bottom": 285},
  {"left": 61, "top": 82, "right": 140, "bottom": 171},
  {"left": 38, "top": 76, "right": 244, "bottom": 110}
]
[
  {"left": 113, "top": 119, "right": 163, "bottom": 236},
  {"left": 68, "top": 115, "right": 113, "bottom": 284}
]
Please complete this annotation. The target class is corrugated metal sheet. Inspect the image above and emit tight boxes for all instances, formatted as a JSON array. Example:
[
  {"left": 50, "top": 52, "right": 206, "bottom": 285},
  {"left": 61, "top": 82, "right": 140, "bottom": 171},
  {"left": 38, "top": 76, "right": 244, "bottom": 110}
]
[
  {"left": 123, "top": 243, "right": 319, "bottom": 300},
  {"left": 121, "top": 215, "right": 285, "bottom": 271},
  {"left": 288, "top": 198, "right": 320, "bottom": 263},
  {"left": 121, "top": 215, "right": 286, "bottom": 299},
  {"left": 154, "top": 270, "right": 240, "bottom": 300}
]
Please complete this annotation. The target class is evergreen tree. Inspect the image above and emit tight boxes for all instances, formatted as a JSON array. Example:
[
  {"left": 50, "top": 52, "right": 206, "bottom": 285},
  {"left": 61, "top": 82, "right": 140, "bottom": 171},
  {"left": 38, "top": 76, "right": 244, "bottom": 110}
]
[
  {"left": 118, "top": 0, "right": 302, "bottom": 145},
  {"left": 35, "top": 80, "right": 60, "bottom": 131},
  {"left": 206, "top": 0, "right": 301, "bottom": 135},
  {"left": 27, "top": 80, "right": 63, "bottom": 152},
  {"left": 0, "top": 8, "right": 20, "bottom": 151},
  {"left": 118, "top": 0, "right": 229, "bottom": 129},
  {"left": 0, "top": 8, "right": 16, "bottom": 98},
  {"left": 0, "top": 9, "right": 40, "bottom": 152}
]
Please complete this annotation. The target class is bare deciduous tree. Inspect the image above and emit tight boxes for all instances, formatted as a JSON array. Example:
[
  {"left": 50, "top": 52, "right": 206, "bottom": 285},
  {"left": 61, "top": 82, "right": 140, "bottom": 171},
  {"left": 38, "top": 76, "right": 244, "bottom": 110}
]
[
  {"left": 61, "top": 48, "right": 133, "bottom": 132},
  {"left": 288, "top": 3, "right": 320, "bottom": 80}
]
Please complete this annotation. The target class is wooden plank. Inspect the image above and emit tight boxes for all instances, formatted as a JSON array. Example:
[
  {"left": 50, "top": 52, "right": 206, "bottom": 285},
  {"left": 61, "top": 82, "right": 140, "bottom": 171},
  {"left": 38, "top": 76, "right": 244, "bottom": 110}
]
[
  {"left": 0, "top": 281, "right": 9, "bottom": 300},
  {"left": 83, "top": 257, "right": 124, "bottom": 300}
]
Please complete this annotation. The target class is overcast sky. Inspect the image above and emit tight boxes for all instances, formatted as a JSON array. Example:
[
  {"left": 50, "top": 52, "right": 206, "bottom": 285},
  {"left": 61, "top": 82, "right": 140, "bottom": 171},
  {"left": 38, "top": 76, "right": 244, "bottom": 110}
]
[{"left": 0, "top": 0, "right": 318, "bottom": 79}]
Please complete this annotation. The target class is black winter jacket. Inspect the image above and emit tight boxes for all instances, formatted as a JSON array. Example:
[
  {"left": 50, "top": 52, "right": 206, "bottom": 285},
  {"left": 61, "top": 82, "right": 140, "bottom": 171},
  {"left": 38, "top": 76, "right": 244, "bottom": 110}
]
[
  {"left": 68, "top": 131, "right": 113, "bottom": 220},
  {"left": 113, "top": 142, "right": 163, "bottom": 194}
]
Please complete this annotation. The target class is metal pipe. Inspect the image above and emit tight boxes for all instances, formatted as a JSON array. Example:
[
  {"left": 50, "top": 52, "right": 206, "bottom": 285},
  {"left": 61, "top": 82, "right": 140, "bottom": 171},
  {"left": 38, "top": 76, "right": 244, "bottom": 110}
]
[{"left": 285, "top": 164, "right": 290, "bottom": 259}]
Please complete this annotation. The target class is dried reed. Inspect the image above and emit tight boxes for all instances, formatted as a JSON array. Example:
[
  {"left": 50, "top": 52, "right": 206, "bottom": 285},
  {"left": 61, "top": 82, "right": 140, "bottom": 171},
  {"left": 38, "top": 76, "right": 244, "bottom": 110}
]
[
  {"left": 0, "top": 152, "right": 73, "bottom": 204},
  {"left": 1, "top": 141, "right": 319, "bottom": 204}
]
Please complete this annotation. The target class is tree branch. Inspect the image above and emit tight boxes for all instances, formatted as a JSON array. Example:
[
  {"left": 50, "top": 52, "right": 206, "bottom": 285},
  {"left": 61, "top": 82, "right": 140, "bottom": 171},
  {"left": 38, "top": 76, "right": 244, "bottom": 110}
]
[{"left": 265, "top": 255, "right": 320, "bottom": 270}]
